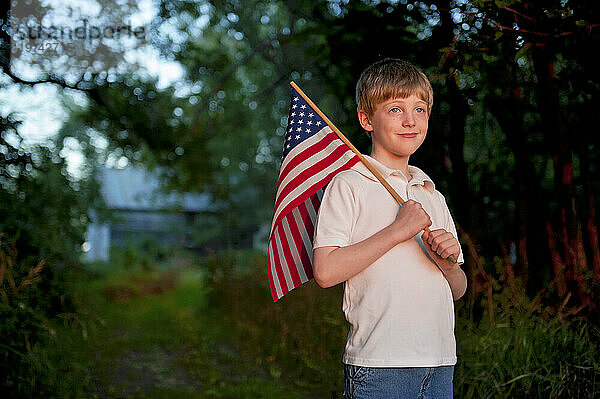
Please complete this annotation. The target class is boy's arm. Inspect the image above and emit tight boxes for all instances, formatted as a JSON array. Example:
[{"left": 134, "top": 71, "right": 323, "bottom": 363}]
[
  {"left": 313, "top": 200, "right": 432, "bottom": 288},
  {"left": 422, "top": 229, "right": 467, "bottom": 300}
]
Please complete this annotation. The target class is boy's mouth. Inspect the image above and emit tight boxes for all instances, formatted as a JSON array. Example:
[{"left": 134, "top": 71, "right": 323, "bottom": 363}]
[{"left": 398, "top": 133, "right": 418, "bottom": 138}]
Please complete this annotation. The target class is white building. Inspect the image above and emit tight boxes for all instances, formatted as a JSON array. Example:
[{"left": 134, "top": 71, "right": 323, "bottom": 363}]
[{"left": 86, "top": 166, "right": 210, "bottom": 262}]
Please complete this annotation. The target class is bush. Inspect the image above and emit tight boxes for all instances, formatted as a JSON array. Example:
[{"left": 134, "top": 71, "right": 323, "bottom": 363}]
[
  {"left": 0, "top": 235, "right": 52, "bottom": 397},
  {"left": 0, "top": 119, "right": 97, "bottom": 396},
  {"left": 455, "top": 282, "right": 600, "bottom": 398}
]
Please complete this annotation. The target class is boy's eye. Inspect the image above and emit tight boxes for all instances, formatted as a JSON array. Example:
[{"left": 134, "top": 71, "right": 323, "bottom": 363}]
[
  {"left": 389, "top": 107, "right": 401, "bottom": 113},
  {"left": 416, "top": 107, "right": 426, "bottom": 113}
]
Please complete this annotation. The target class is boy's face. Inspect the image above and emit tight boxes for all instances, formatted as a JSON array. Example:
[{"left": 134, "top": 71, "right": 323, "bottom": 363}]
[{"left": 358, "top": 94, "right": 429, "bottom": 164}]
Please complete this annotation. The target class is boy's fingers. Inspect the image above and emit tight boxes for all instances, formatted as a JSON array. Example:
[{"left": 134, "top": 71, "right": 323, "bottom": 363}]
[
  {"left": 438, "top": 243, "right": 459, "bottom": 259},
  {"left": 434, "top": 239, "right": 460, "bottom": 258},
  {"left": 426, "top": 231, "right": 459, "bottom": 256},
  {"left": 425, "top": 229, "right": 447, "bottom": 245},
  {"left": 432, "top": 233, "right": 453, "bottom": 248}
]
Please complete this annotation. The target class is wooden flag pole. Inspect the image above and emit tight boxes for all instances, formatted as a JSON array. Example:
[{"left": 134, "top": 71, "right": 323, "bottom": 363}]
[{"left": 290, "top": 81, "right": 457, "bottom": 264}]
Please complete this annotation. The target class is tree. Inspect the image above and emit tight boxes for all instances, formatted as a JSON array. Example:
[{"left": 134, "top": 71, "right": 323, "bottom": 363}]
[{"left": 5, "top": 0, "right": 599, "bottom": 313}]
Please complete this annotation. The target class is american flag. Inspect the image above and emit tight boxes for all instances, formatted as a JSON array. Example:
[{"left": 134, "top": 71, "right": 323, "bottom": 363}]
[{"left": 267, "top": 85, "right": 360, "bottom": 301}]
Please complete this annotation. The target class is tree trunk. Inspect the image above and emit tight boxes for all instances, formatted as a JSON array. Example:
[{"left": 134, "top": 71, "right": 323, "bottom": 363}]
[{"left": 532, "top": 46, "right": 591, "bottom": 306}]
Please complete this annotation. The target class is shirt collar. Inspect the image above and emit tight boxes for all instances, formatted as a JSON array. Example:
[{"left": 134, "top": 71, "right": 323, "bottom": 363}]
[{"left": 350, "top": 154, "right": 436, "bottom": 192}]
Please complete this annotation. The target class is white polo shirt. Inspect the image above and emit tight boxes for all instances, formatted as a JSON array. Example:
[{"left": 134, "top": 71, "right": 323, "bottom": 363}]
[{"left": 313, "top": 155, "right": 464, "bottom": 368}]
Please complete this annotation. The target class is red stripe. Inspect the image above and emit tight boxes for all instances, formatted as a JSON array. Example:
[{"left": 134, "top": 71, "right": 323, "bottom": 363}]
[
  {"left": 278, "top": 130, "right": 338, "bottom": 186},
  {"left": 290, "top": 202, "right": 313, "bottom": 280},
  {"left": 271, "top": 155, "right": 360, "bottom": 235},
  {"left": 278, "top": 216, "right": 302, "bottom": 287},
  {"left": 298, "top": 200, "right": 315, "bottom": 241},
  {"left": 266, "top": 247, "right": 278, "bottom": 301},
  {"left": 268, "top": 232, "right": 290, "bottom": 298},
  {"left": 297, "top": 200, "right": 315, "bottom": 279},
  {"left": 274, "top": 144, "right": 352, "bottom": 213},
  {"left": 310, "top": 189, "right": 321, "bottom": 214}
]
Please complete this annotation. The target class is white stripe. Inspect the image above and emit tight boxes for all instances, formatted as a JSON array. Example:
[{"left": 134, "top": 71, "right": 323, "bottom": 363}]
[
  {"left": 274, "top": 226, "right": 294, "bottom": 291},
  {"left": 316, "top": 187, "right": 324, "bottom": 201},
  {"left": 304, "top": 194, "right": 318, "bottom": 233},
  {"left": 282, "top": 215, "right": 308, "bottom": 283},
  {"left": 268, "top": 238, "right": 283, "bottom": 299},
  {"left": 292, "top": 205, "right": 314, "bottom": 264},
  {"left": 270, "top": 147, "right": 356, "bottom": 235}
]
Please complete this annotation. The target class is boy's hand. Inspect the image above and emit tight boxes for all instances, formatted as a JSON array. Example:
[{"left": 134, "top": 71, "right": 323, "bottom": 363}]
[
  {"left": 422, "top": 229, "right": 460, "bottom": 271},
  {"left": 391, "top": 200, "right": 432, "bottom": 243},
  {"left": 422, "top": 228, "right": 467, "bottom": 300}
]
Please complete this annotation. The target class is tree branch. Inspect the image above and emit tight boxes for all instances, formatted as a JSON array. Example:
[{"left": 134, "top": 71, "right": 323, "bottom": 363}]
[{"left": 0, "top": 62, "right": 86, "bottom": 91}]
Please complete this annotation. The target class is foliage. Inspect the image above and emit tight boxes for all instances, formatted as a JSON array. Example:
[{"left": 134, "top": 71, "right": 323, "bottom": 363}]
[
  {"left": 455, "top": 281, "right": 600, "bottom": 398},
  {"left": 0, "top": 116, "right": 98, "bottom": 396},
  {"left": 0, "top": 117, "right": 97, "bottom": 272},
  {"left": 456, "top": 315, "right": 600, "bottom": 398},
  {"left": 0, "top": 236, "right": 49, "bottom": 397},
  {"left": 109, "top": 236, "right": 175, "bottom": 272}
]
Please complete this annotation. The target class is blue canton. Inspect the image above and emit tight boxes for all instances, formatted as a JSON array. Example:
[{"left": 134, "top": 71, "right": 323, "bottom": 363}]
[{"left": 282, "top": 88, "right": 327, "bottom": 159}]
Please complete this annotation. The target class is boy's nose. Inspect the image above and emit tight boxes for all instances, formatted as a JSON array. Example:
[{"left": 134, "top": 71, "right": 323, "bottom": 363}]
[{"left": 402, "top": 115, "right": 416, "bottom": 127}]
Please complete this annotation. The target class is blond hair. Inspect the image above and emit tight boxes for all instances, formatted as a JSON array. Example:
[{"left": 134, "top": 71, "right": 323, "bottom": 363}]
[{"left": 356, "top": 58, "right": 433, "bottom": 116}]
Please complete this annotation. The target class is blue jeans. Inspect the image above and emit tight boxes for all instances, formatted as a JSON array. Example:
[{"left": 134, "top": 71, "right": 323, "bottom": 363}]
[{"left": 343, "top": 364, "right": 454, "bottom": 399}]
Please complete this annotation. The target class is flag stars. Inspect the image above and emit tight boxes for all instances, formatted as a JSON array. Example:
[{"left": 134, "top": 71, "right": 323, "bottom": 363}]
[{"left": 282, "top": 92, "right": 329, "bottom": 157}]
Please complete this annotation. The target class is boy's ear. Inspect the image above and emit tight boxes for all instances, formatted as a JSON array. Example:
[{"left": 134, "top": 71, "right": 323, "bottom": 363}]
[{"left": 357, "top": 110, "right": 374, "bottom": 132}]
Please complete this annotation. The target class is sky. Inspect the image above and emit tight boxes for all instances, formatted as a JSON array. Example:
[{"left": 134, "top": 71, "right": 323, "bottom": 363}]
[{"left": 2, "top": 0, "right": 184, "bottom": 178}]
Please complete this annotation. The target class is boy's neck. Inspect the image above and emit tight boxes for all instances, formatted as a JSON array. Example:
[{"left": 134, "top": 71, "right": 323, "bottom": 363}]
[{"left": 370, "top": 150, "right": 411, "bottom": 179}]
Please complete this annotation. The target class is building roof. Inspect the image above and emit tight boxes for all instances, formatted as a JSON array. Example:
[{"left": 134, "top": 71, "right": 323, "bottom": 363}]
[{"left": 97, "top": 166, "right": 210, "bottom": 212}]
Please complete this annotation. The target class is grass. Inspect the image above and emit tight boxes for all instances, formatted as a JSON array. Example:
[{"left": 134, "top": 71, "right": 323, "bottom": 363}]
[
  {"left": 455, "top": 301, "right": 600, "bottom": 398},
  {"left": 40, "top": 249, "right": 600, "bottom": 398}
]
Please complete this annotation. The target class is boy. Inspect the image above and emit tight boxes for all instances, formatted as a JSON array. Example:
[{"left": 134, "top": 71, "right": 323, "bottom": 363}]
[{"left": 312, "top": 58, "right": 467, "bottom": 398}]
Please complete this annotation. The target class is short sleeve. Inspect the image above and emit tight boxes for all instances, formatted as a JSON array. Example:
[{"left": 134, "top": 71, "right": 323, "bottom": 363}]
[
  {"left": 438, "top": 192, "right": 465, "bottom": 265},
  {"left": 313, "top": 173, "right": 358, "bottom": 249}
]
